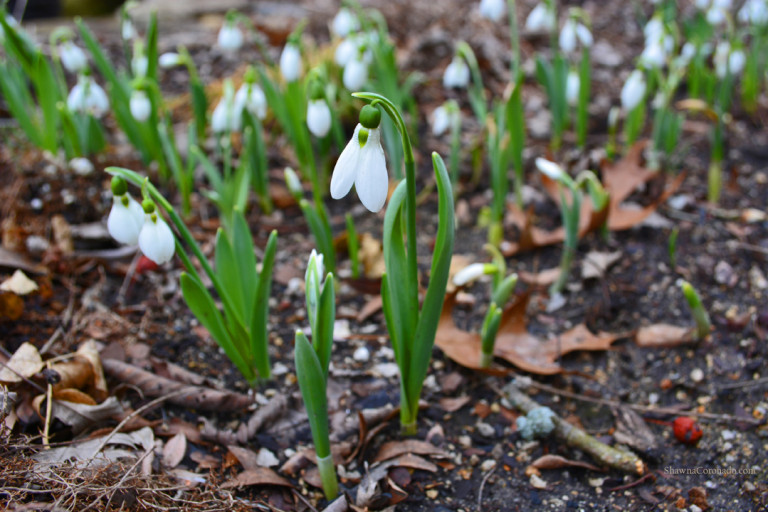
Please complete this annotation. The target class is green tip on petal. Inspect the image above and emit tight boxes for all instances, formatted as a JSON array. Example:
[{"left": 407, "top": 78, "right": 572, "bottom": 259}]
[
  {"left": 359, "top": 104, "right": 381, "bottom": 129},
  {"left": 111, "top": 176, "right": 128, "bottom": 196},
  {"left": 358, "top": 127, "right": 369, "bottom": 147},
  {"left": 309, "top": 80, "right": 325, "bottom": 101},
  {"left": 141, "top": 199, "right": 156, "bottom": 214}
]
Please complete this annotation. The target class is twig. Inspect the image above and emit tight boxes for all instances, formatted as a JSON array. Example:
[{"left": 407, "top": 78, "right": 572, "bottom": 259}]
[
  {"left": 495, "top": 381, "right": 646, "bottom": 476},
  {"left": 606, "top": 472, "right": 656, "bottom": 492},
  {"left": 477, "top": 466, "right": 496, "bottom": 511},
  {"left": 717, "top": 376, "right": 768, "bottom": 390},
  {"left": 292, "top": 488, "right": 319, "bottom": 512},
  {"left": 43, "top": 379, "right": 53, "bottom": 448},
  {"left": 522, "top": 379, "right": 762, "bottom": 425}
]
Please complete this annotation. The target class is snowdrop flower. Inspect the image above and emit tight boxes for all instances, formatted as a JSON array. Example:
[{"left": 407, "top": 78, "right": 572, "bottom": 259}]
[
  {"left": 211, "top": 80, "right": 241, "bottom": 133},
  {"left": 307, "top": 99, "right": 332, "bottom": 138},
  {"left": 280, "top": 42, "right": 302, "bottom": 82},
  {"left": 729, "top": 48, "right": 746, "bottom": 75},
  {"left": 479, "top": 0, "right": 506, "bottom": 22},
  {"left": 643, "top": 16, "right": 664, "bottom": 46},
  {"left": 138, "top": 200, "right": 175, "bottom": 265},
  {"left": 107, "top": 177, "right": 145, "bottom": 246},
  {"left": 59, "top": 41, "right": 88, "bottom": 73},
  {"left": 235, "top": 80, "right": 267, "bottom": 120},
  {"left": 739, "top": 0, "right": 768, "bottom": 24},
  {"left": 639, "top": 39, "right": 667, "bottom": 69},
  {"left": 566, "top": 70, "right": 580, "bottom": 106},
  {"left": 218, "top": 22, "right": 244, "bottom": 52},
  {"left": 525, "top": 2, "right": 556, "bottom": 33},
  {"left": 453, "top": 263, "right": 494, "bottom": 286},
  {"left": 335, "top": 37, "right": 358, "bottom": 66},
  {"left": 331, "top": 8, "right": 359, "bottom": 37},
  {"left": 431, "top": 105, "right": 451, "bottom": 136},
  {"left": 130, "top": 89, "right": 151, "bottom": 122},
  {"left": 131, "top": 53, "right": 148, "bottom": 78},
  {"left": 121, "top": 18, "right": 137, "bottom": 41},
  {"left": 706, "top": 5, "right": 728, "bottom": 25},
  {"left": 306, "top": 249, "right": 325, "bottom": 292},
  {"left": 535, "top": 158, "right": 565, "bottom": 181},
  {"left": 343, "top": 56, "right": 368, "bottom": 90},
  {"left": 560, "top": 16, "right": 592, "bottom": 54},
  {"left": 443, "top": 55, "right": 470, "bottom": 89},
  {"left": 620, "top": 70, "right": 646, "bottom": 111},
  {"left": 159, "top": 52, "right": 182, "bottom": 68},
  {"left": 330, "top": 105, "right": 388, "bottom": 212},
  {"left": 67, "top": 74, "right": 109, "bottom": 118}
]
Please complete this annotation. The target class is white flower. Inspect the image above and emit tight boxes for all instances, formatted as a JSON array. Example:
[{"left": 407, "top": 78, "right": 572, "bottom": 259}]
[
  {"left": 305, "top": 249, "right": 325, "bottom": 289},
  {"left": 479, "top": 0, "right": 506, "bottom": 22},
  {"left": 695, "top": 0, "right": 711, "bottom": 8},
  {"left": 59, "top": 42, "right": 88, "bottom": 73},
  {"left": 138, "top": 213, "right": 175, "bottom": 265},
  {"left": 307, "top": 99, "right": 332, "bottom": 138},
  {"left": 643, "top": 16, "right": 664, "bottom": 45},
  {"left": 559, "top": 19, "right": 577, "bottom": 53},
  {"left": 714, "top": 41, "right": 735, "bottom": 77},
  {"left": 343, "top": 57, "right": 368, "bottom": 90},
  {"left": 640, "top": 40, "right": 667, "bottom": 69},
  {"left": 739, "top": 0, "right": 768, "bottom": 24},
  {"left": 284, "top": 167, "right": 303, "bottom": 197},
  {"left": 432, "top": 105, "right": 451, "bottom": 136},
  {"left": 330, "top": 124, "right": 388, "bottom": 212},
  {"left": 575, "top": 22, "right": 593, "bottom": 47},
  {"left": 566, "top": 70, "right": 580, "bottom": 106},
  {"left": 159, "top": 52, "right": 182, "bottom": 68},
  {"left": 218, "top": 23, "right": 243, "bottom": 52},
  {"left": 121, "top": 19, "right": 137, "bottom": 41},
  {"left": 235, "top": 82, "right": 267, "bottom": 120},
  {"left": 211, "top": 80, "right": 241, "bottom": 133},
  {"left": 728, "top": 48, "right": 746, "bottom": 75},
  {"left": 706, "top": 6, "right": 727, "bottom": 25},
  {"left": 67, "top": 75, "right": 109, "bottom": 118},
  {"left": 331, "top": 8, "right": 359, "bottom": 37},
  {"left": 130, "top": 89, "right": 151, "bottom": 122},
  {"left": 621, "top": 69, "right": 646, "bottom": 111},
  {"left": 535, "top": 158, "right": 565, "bottom": 180},
  {"left": 69, "top": 157, "right": 94, "bottom": 175},
  {"left": 280, "top": 43, "right": 302, "bottom": 82},
  {"left": 443, "top": 56, "right": 470, "bottom": 89},
  {"left": 525, "top": 2, "right": 556, "bottom": 33},
  {"left": 131, "top": 54, "right": 148, "bottom": 78},
  {"left": 335, "top": 37, "right": 358, "bottom": 66},
  {"left": 108, "top": 193, "right": 145, "bottom": 245},
  {"left": 453, "top": 263, "right": 492, "bottom": 286}
]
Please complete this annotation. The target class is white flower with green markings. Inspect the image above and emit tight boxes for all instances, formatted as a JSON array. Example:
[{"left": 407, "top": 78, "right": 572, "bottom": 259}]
[
  {"left": 107, "top": 177, "right": 145, "bottom": 245},
  {"left": 138, "top": 200, "right": 175, "bottom": 265}
]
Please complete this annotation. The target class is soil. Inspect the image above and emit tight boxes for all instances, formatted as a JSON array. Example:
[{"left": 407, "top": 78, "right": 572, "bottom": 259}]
[{"left": 1, "top": 1, "right": 767, "bottom": 511}]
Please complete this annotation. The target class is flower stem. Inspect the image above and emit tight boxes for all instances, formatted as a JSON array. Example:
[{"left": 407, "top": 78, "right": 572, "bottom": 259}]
[{"left": 316, "top": 454, "right": 339, "bottom": 501}]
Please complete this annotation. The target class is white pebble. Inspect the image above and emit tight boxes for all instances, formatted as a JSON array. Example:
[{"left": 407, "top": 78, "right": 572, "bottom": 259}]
[
  {"left": 353, "top": 346, "right": 370, "bottom": 362},
  {"left": 690, "top": 368, "right": 705, "bottom": 383},
  {"left": 721, "top": 430, "right": 736, "bottom": 441}
]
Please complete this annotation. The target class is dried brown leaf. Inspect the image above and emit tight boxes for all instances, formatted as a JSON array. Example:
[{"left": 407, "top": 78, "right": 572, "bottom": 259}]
[
  {"left": 52, "top": 388, "right": 96, "bottom": 405},
  {"left": 438, "top": 396, "right": 471, "bottom": 413},
  {"left": 0, "top": 270, "right": 38, "bottom": 295},
  {"left": 227, "top": 445, "right": 262, "bottom": 471},
  {"left": 221, "top": 468, "right": 294, "bottom": 489},
  {"left": 530, "top": 454, "right": 602, "bottom": 472},
  {"left": 373, "top": 440, "right": 447, "bottom": 463},
  {"left": 518, "top": 267, "right": 561, "bottom": 287},
  {"left": 0, "top": 342, "right": 43, "bottom": 384},
  {"left": 162, "top": 432, "right": 187, "bottom": 468}
]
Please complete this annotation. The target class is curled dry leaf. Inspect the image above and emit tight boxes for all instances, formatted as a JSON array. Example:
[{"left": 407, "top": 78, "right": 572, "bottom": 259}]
[
  {"left": 635, "top": 324, "right": 695, "bottom": 348},
  {"left": 530, "top": 454, "right": 602, "bottom": 472},
  {"left": 227, "top": 445, "right": 262, "bottom": 471},
  {"left": 33, "top": 426, "right": 154, "bottom": 466},
  {"left": 435, "top": 293, "right": 622, "bottom": 375},
  {"left": 32, "top": 395, "right": 124, "bottom": 434},
  {"left": 221, "top": 468, "right": 294, "bottom": 489},
  {"left": 0, "top": 342, "right": 44, "bottom": 384},
  {"left": 373, "top": 440, "right": 448, "bottom": 463},
  {"left": 162, "top": 432, "right": 187, "bottom": 469}
]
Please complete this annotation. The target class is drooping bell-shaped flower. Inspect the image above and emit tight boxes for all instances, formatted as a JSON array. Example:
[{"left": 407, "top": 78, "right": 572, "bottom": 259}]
[
  {"left": 67, "top": 74, "right": 109, "bottom": 118},
  {"left": 218, "top": 22, "right": 244, "bottom": 52},
  {"left": 159, "top": 52, "right": 182, "bottom": 68},
  {"left": 739, "top": 0, "right": 768, "bottom": 24},
  {"left": 335, "top": 37, "right": 358, "bottom": 66},
  {"left": 121, "top": 18, "right": 137, "bottom": 41},
  {"left": 479, "top": 0, "right": 506, "bottom": 22},
  {"left": 535, "top": 158, "right": 566, "bottom": 181},
  {"left": 443, "top": 55, "right": 470, "bottom": 89},
  {"left": 431, "top": 102, "right": 460, "bottom": 137},
  {"left": 566, "top": 70, "right": 580, "bottom": 106},
  {"left": 559, "top": 19, "right": 577, "bottom": 53},
  {"left": 138, "top": 200, "right": 175, "bottom": 265},
  {"left": 211, "top": 79, "right": 241, "bottom": 133},
  {"left": 280, "top": 42, "right": 302, "bottom": 82},
  {"left": 235, "top": 78, "right": 267, "bottom": 120},
  {"left": 331, "top": 8, "right": 360, "bottom": 37},
  {"left": 343, "top": 56, "right": 368, "bottom": 90},
  {"left": 525, "top": 2, "right": 556, "bottom": 33},
  {"left": 59, "top": 41, "right": 88, "bottom": 74},
  {"left": 307, "top": 99, "right": 332, "bottom": 138},
  {"left": 620, "top": 69, "right": 646, "bottom": 111},
  {"left": 729, "top": 47, "right": 746, "bottom": 76},
  {"left": 107, "top": 177, "right": 145, "bottom": 246},
  {"left": 130, "top": 89, "right": 151, "bottom": 122},
  {"left": 330, "top": 105, "right": 388, "bottom": 212},
  {"left": 453, "top": 262, "right": 495, "bottom": 287}
]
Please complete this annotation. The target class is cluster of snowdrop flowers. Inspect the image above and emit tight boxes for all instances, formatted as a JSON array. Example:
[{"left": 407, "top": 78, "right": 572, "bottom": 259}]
[
  {"left": 107, "top": 177, "right": 175, "bottom": 265},
  {"left": 67, "top": 73, "right": 109, "bottom": 118},
  {"left": 640, "top": 15, "right": 674, "bottom": 69},
  {"left": 621, "top": 69, "right": 646, "bottom": 111},
  {"left": 714, "top": 41, "right": 746, "bottom": 78},
  {"left": 211, "top": 71, "right": 267, "bottom": 133},
  {"left": 330, "top": 105, "right": 388, "bottom": 212},
  {"left": 306, "top": 82, "right": 332, "bottom": 138},
  {"left": 739, "top": 0, "right": 768, "bottom": 25},
  {"left": 559, "top": 15, "right": 593, "bottom": 54},
  {"left": 478, "top": 0, "right": 506, "bottom": 22},
  {"left": 696, "top": 0, "right": 732, "bottom": 26},
  {"left": 525, "top": 1, "right": 556, "bottom": 33},
  {"left": 334, "top": 32, "right": 375, "bottom": 91},
  {"left": 58, "top": 40, "right": 88, "bottom": 74},
  {"left": 443, "top": 54, "right": 470, "bottom": 89}
]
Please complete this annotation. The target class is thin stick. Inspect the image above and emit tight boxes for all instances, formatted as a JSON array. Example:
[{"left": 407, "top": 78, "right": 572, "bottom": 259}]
[
  {"left": 43, "top": 379, "right": 53, "bottom": 448},
  {"left": 477, "top": 466, "right": 496, "bottom": 511}
]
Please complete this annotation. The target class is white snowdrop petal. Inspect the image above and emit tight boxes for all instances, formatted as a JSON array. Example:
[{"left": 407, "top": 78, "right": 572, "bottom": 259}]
[
  {"left": 453, "top": 263, "right": 487, "bottom": 286},
  {"left": 280, "top": 44, "right": 302, "bottom": 82},
  {"left": 559, "top": 20, "right": 577, "bottom": 53},
  {"left": 307, "top": 100, "right": 332, "bottom": 138},
  {"left": 60, "top": 42, "right": 87, "bottom": 73},
  {"left": 108, "top": 195, "right": 144, "bottom": 245},
  {"left": 576, "top": 23, "right": 593, "bottom": 47},
  {"left": 330, "top": 125, "right": 362, "bottom": 200},
  {"left": 130, "top": 90, "right": 151, "bottom": 122},
  {"left": 139, "top": 216, "right": 175, "bottom": 265},
  {"left": 331, "top": 8, "right": 359, "bottom": 37},
  {"left": 335, "top": 38, "right": 357, "bottom": 66},
  {"left": 566, "top": 71, "right": 580, "bottom": 106},
  {"left": 354, "top": 129, "right": 388, "bottom": 212},
  {"left": 159, "top": 52, "right": 181, "bottom": 68},
  {"left": 535, "top": 158, "right": 564, "bottom": 180},
  {"left": 343, "top": 58, "right": 368, "bottom": 90},
  {"left": 479, "top": 0, "right": 506, "bottom": 22},
  {"left": 432, "top": 106, "right": 450, "bottom": 136},
  {"left": 443, "top": 56, "right": 470, "bottom": 88},
  {"left": 218, "top": 24, "right": 244, "bottom": 51},
  {"left": 621, "top": 70, "right": 646, "bottom": 111}
]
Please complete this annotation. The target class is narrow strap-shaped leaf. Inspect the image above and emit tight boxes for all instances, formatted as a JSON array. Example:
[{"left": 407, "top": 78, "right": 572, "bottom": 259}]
[
  {"left": 232, "top": 210, "right": 258, "bottom": 308},
  {"left": 314, "top": 274, "right": 336, "bottom": 378},
  {"left": 0, "top": 62, "right": 44, "bottom": 147},
  {"left": 214, "top": 228, "right": 245, "bottom": 321},
  {"left": 190, "top": 145, "right": 223, "bottom": 191},
  {"left": 144, "top": 12, "right": 159, "bottom": 82},
  {"left": 295, "top": 332, "right": 331, "bottom": 457},
  {"left": 250, "top": 230, "right": 277, "bottom": 380},
  {"left": 298, "top": 200, "right": 334, "bottom": 272},
  {"left": 33, "top": 53, "right": 60, "bottom": 152},
  {"left": 181, "top": 272, "right": 255, "bottom": 384},
  {"left": 407, "top": 153, "right": 455, "bottom": 410}
]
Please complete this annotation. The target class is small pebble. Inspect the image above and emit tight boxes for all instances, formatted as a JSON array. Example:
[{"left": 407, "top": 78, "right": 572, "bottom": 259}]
[
  {"left": 69, "top": 157, "right": 94, "bottom": 175},
  {"left": 353, "top": 346, "right": 370, "bottom": 362},
  {"left": 476, "top": 422, "right": 495, "bottom": 438},
  {"left": 426, "top": 489, "right": 438, "bottom": 499},
  {"left": 480, "top": 459, "right": 496, "bottom": 472},
  {"left": 256, "top": 448, "right": 279, "bottom": 467},
  {"left": 30, "top": 198, "right": 43, "bottom": 210},
  {"left": 529, "top": 474, "right": 547, "bottom": 489},
  {"left": 721, "top": 430, "right": 736, "bottom": 441},
  {"left": 285, "top": 277, "right": 303, "bottom": 296},
  {"left": 458, "top": 435, "right": 472, "bottom": 448},
  {"left": 690, "top": 368, "right": 704, "bottom": 383}
]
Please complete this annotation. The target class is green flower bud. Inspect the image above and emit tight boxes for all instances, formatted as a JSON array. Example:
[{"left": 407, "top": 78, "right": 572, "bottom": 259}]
[
  {"left": 142, "top": 199, "right": 156, "bottom": 214},
  {"left": 359, "top": 104, "right": 381, "bottom": 129},
  {"left": 111, "top": 176, "right": 128, "bottom": 196}
]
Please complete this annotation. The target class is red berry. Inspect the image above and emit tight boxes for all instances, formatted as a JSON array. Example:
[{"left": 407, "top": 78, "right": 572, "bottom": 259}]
[
  {"left": 673, "top": 416, "right": 703, "bottom": 445},
  {"left": 135, "top": 255, "right": 159, "bottom": 274}
]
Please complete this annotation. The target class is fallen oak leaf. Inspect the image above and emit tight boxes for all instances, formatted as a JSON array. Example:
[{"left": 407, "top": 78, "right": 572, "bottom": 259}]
[
  {"left": 31, "top": 395, "right": 124, "bottom": 434},
  {"left": 221, "top": 467, "right": 294, "bottom": 489},
  {"left": 0, "top": 342, "right": 44, "bottom": 384},
  {"left": 162, "top": 432, "right": 187, "bottom": 469}
]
